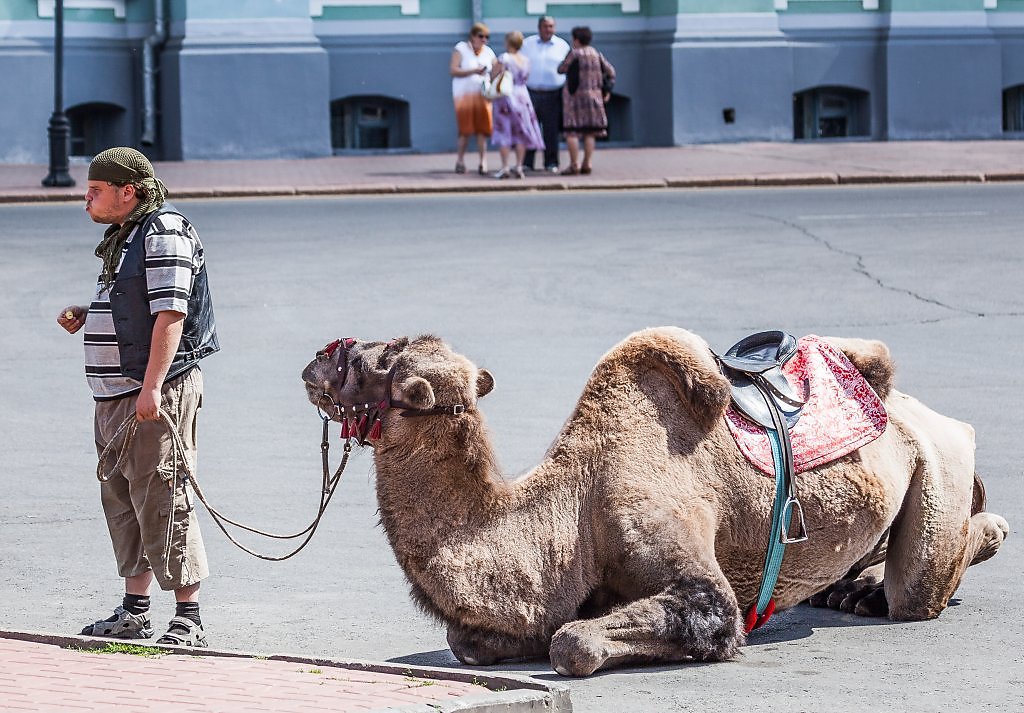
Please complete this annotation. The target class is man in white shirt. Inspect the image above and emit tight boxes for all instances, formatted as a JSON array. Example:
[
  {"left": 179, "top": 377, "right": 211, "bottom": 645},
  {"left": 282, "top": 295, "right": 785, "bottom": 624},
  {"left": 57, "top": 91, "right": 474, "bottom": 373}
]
[{"left": 520, "top": 15, "right": 570, "bottom": 172}]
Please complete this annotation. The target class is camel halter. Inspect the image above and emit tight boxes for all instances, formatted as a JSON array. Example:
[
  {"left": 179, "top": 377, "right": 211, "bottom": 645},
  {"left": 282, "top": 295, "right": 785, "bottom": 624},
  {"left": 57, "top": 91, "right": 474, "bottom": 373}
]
[{"left": 314, "top": 337, "right": 468, "bottom": 449}]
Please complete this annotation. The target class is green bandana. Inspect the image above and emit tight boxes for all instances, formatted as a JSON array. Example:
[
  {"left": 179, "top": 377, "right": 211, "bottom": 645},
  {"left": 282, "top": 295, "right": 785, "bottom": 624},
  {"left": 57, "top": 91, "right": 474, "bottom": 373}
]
[{"left": 90, "top": 147, "right": 168, "bottom": 290}]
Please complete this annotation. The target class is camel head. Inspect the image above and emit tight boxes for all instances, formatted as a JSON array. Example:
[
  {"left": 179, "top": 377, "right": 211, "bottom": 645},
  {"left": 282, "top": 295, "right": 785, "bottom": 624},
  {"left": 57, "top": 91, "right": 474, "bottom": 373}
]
[{"left": 301, "top": 335, "right": 494, "bottom": 445}]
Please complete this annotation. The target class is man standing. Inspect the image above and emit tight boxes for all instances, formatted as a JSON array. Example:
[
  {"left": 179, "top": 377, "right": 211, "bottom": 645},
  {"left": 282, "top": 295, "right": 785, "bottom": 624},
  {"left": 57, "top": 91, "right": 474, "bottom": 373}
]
[
  {"left": 58, "top": 147, "right": 219, "bottom": 648},
  {"left": 521, "top": 15, "right": 570, "bottom": 172}
]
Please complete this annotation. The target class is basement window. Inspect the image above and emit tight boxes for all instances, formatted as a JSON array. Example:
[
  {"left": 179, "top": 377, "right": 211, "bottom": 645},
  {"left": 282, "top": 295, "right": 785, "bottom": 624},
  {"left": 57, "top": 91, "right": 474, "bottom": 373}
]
[
  {"left": 793, "top": 87, "right": 869, "bottom": 140},
  {"left": 330, "top": 96, "right": 410, "bottom": 152}
]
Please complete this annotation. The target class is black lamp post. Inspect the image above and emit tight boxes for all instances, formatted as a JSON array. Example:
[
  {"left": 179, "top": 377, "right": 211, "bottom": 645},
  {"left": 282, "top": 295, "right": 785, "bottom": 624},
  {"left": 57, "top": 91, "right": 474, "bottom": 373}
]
[{"left": 42, "top": 0, "right": 75, "bottom": 188}]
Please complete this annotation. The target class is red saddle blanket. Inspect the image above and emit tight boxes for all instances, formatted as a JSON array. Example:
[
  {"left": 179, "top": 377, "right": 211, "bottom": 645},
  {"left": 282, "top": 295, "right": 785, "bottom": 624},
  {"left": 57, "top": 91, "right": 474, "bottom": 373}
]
[{"left": 724, "top": 335, "right": 888, "bottom": 475}]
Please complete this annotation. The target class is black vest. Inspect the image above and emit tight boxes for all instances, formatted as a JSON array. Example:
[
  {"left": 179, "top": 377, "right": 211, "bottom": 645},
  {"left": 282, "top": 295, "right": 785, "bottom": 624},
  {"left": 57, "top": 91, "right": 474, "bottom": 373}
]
[{"left": 107, "top": 204, "right": 220, "bottom": 383}]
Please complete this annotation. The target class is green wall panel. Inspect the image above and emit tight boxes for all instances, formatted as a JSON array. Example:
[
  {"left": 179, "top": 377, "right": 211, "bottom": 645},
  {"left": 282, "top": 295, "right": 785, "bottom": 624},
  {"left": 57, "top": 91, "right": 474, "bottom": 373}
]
[
  {"left": 782, "top": 1, "right": 869, "bottom": 14},
  {"left": 679, "top": 0, "right": 776, "bottom": 13}
]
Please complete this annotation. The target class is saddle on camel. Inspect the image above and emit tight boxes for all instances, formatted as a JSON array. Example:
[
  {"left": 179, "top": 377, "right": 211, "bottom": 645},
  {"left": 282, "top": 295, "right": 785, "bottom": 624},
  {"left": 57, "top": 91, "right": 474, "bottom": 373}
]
[{"left": 301, "top": 327, "right": 1008, "bottom": 676}]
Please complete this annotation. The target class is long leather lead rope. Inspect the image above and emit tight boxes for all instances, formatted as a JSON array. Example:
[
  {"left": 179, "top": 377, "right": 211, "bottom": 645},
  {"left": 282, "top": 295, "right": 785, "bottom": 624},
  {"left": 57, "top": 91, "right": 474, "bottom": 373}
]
[{"left": 96, "top": 408, "right": 351, "bottom": 576}]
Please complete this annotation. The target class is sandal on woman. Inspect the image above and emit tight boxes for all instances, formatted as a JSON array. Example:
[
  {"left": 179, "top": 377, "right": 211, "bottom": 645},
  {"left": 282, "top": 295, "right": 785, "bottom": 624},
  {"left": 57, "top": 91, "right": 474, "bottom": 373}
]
[
  {"left": 561, "top": 165, "right": 580, "bottom": 176},
  {"left": 514, "top": 166, "right": 525, "bottom": 179},
  {"left": 155, "top": 616, "right": 208, "bottom": 648},
  {"left": 478, "top": 163, "right": 488, "bottom": 175},
  {"left": 580, "top": 166, "right": 592, "bottom": 175},
  {"left": 455, "top": 162, "right": 466, "bottom": 174},
  {"left": 494, "top": 167, "right": 512, "bottom": 179}
]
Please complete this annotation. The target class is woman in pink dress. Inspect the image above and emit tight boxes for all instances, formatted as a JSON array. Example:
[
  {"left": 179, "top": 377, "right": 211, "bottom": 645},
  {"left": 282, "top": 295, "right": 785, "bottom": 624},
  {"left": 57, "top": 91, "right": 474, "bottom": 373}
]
[{"left": 489, "top": 31, "right": 545, "bottom": 179}]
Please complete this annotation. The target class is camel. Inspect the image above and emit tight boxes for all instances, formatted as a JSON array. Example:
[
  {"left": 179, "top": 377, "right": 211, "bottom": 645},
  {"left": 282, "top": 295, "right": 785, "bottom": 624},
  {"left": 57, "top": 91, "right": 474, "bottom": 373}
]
[{"left": 300, "top": 328, "right": 1008, "bottom": 676}]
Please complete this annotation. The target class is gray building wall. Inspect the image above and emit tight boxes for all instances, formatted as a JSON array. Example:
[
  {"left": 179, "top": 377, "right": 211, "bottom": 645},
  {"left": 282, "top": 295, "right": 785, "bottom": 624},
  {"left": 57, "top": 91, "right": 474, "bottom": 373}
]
[{"left": 3, "top": 3, "right": 1023, "bottom": 163}]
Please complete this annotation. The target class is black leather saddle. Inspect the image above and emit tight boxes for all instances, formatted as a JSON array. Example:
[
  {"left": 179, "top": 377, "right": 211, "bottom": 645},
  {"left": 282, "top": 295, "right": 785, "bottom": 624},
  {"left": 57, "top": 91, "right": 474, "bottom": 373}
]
[
  {"left": 715, "top": 330, "right": 808, "bottom": 546},
  {"left": 717, "top": 330, "right": 805, "bottom": 430}
]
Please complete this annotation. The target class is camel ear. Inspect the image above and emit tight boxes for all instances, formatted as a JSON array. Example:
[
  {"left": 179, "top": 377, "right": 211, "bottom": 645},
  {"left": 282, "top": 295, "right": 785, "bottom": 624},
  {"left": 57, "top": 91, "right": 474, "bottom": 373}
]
[
  {"left": 399, "top": 376, "right": 435, "bottom": 410},
  {"left": 476, "top": 369, "right": 495, "bottom": 398}
]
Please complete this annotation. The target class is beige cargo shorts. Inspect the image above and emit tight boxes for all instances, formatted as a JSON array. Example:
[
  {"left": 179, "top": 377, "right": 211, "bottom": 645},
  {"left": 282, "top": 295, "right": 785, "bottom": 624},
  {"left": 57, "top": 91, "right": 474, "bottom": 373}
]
[{"left": 94, "top": 368, "right": 209, "bottom": 591}]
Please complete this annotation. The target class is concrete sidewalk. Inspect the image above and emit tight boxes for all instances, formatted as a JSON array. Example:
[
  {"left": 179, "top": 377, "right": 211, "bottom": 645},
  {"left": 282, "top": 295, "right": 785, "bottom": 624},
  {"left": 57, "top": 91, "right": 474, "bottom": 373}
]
[
  {"left": 0, "top": 630, "right": 570, "bottom": 713},
  {"left": 2, "top": 140, "right": 1024, "bottom": 202}
]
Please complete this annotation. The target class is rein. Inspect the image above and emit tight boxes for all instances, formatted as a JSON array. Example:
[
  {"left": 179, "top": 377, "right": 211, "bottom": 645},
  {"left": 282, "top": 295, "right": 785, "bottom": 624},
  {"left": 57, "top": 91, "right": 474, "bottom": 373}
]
[
  {"left": 95, "top": 337, "right": 468, "bottom": 570},
  {"left": 96, "top": 408, "right": 350, "bottom": 575}
]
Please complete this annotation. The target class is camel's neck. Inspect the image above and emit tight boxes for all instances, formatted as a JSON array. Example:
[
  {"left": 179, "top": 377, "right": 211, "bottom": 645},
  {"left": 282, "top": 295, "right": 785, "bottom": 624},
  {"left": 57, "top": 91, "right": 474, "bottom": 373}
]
[{"left": 371, "top": 412, "right": 597, "bottom": 635}]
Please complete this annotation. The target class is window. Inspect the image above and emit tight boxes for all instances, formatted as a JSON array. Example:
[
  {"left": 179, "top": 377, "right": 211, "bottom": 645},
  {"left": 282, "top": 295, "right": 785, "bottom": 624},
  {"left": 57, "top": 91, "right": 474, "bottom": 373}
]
[
  {"left": 1003, "top": 85, "right": 1024, "bottom": 133},
  {"left": 330, "top": 96, "right": 410, "bottom": 152},
  {"left": 793, "top": 87, "right": 869, "bottom": 140},
  {"left": 66, "top": 102, "right": 127, "bottom": 158}
]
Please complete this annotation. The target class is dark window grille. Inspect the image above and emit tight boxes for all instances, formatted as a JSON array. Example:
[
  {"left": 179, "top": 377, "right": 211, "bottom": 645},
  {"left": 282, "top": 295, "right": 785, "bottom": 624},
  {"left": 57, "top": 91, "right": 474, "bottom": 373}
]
[
  {"left": 330, "top": 96, "right": 410, "bottom": 151},
  {"left": 66, "top": 102, "right": 126, "bottom": 158},
  {"left": 793, "top": 87, "right": 869, "bottom": 140},
  {"left": 1004, "top": 85, "right": 1024, "bottom": 133}
]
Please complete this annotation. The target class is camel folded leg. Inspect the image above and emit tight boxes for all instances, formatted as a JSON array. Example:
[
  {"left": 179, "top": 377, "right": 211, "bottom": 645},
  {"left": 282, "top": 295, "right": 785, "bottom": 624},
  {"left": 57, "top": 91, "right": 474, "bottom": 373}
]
[
  {"left": 883, "top": 400, "right": 1009, "bottom": 620},
  {"left": 547, "top": 572, "right": 744, "bottom": 676}
]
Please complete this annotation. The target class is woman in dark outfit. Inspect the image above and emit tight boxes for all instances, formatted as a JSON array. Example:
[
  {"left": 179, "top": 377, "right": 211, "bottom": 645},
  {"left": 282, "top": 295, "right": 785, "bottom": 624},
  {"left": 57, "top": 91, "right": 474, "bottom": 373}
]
[{"left": 557, "top": 26, "right": 616, "bottom": 175}]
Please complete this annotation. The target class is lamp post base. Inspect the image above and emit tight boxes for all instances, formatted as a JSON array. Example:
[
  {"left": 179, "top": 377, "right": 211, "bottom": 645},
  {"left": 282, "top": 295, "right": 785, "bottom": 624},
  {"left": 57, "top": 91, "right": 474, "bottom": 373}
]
[{"left": 42, "top": 112, "right": 76, "bottom": 188}]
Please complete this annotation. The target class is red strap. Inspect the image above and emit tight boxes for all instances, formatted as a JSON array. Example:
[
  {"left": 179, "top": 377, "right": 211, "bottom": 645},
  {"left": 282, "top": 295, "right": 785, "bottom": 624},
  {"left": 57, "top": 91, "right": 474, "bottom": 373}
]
[{"left": 743, "top": 598, "right": 776, "bottom": 634}]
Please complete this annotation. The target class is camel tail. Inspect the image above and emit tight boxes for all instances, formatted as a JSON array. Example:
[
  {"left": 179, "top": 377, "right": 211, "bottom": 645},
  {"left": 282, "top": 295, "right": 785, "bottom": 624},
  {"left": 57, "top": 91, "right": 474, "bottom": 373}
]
[{"left": 972, "top": 472, "right": 987, "bottom": 515}]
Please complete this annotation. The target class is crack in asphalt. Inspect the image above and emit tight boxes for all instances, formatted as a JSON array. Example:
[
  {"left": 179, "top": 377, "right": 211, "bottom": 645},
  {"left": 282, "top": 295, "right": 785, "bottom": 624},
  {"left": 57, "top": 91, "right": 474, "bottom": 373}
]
[{"left": 750, "top": 212, "right": 999, "bottom": 318}]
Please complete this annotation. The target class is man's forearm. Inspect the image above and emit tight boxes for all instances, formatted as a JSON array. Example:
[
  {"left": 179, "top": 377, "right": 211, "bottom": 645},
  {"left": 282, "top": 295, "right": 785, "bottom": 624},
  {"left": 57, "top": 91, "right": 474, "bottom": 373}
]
[{"left": 143, "top": 311, "right": 185, "bottom": 391}]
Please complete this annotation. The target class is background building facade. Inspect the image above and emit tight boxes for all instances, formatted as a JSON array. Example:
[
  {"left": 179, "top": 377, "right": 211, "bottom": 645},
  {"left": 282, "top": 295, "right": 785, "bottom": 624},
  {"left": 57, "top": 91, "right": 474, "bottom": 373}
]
[{"left": 3, "top": 0, "right": 1024, "bottom": 164}]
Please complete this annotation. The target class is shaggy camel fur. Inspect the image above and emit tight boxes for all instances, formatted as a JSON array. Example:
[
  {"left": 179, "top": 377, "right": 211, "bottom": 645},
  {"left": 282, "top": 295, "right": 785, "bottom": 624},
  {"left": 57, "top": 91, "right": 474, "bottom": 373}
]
[{"left": 301, "top": 328, "right": 1008, "bottom": 676}]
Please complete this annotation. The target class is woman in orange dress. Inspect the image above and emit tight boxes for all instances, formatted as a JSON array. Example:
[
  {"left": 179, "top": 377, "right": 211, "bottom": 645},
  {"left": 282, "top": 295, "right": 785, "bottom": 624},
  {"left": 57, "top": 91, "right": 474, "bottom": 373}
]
[{"left": 450, "top": 23, "right": 496, "bottom": 174}]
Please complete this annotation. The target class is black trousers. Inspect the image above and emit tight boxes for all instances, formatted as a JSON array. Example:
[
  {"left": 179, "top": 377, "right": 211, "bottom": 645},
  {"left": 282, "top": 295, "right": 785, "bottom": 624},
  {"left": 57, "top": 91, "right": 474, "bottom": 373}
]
[{"left": 524, "top": 88, "right": 562, "bottom": 169}]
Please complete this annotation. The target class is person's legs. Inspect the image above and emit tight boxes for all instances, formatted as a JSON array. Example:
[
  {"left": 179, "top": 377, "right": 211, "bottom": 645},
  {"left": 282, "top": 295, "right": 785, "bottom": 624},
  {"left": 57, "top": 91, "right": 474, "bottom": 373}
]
[
  {"left": 541, "top": 92, "right": 562, "bottom": 170},
  {"left": 565, "top": 134, "right": 580, "bottom": 172},
  {"left": 476, "top": 134, "right": 488, "bottom": 172},
  {"left": 582, "top": 134, "right": 596, "bottom": 172},
  {"left": 84, "top": 397, "right": 157, "bottom": 639},
  {"left": 524, "top": 88, "right": 541, "bottom": 170},
  {"left": 514, "top": 144, "right": 527, "bottom": 178},
  {"left": 495, "top": 145, "right": 512, "bottom": 178},
  {"left": 456, "top": 134, "right": 469, "bottom": 171},
  {"left": 125, "top": 571, "right": 153, "bottom": 596}
]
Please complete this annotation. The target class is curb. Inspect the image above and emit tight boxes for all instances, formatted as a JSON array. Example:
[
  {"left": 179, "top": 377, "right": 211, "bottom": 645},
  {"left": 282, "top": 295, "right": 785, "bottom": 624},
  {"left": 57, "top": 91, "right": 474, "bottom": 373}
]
[
  {"left": 1, "top": 171, "right": 1022, "bottom": 204},
  {"left": 0, "top": 629, "right": 572, "bottom": 713}
]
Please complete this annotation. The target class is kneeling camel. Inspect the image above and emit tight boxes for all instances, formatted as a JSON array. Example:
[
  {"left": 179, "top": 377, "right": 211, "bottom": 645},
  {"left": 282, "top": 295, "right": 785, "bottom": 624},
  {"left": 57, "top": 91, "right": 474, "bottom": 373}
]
[{"left": 301, "top": 328, "right": 1008, "bottom": 676}]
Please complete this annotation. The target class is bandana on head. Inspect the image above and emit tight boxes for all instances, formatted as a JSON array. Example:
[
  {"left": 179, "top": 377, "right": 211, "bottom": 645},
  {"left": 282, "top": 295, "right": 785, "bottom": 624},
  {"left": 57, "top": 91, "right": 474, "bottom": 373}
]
[{"left": 89, "top": 147, "right": 168, "bottom": 290}]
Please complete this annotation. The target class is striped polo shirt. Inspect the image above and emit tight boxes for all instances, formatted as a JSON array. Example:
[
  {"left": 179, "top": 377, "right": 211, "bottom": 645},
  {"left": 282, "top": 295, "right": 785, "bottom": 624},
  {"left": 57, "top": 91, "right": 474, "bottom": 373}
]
[{"left": 83, "top": 212, "right": 206, "bottom": 400}]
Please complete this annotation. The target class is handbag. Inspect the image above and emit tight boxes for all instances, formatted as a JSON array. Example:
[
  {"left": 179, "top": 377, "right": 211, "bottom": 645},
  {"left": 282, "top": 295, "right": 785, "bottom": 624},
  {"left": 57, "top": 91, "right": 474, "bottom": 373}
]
[
  {"left": 481, "top": 70, "right": 513, "bottom": 100},
  {"left": 566, "top": 58, "right": 580, "bottom": 95}
]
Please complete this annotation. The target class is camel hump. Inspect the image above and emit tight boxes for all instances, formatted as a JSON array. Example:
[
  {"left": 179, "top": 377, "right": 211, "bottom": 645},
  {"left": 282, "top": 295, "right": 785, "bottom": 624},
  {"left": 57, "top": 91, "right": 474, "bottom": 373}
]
[
  {"left": 608, "top": 327, "right": 732, "bottom": 431},
  {"left": 822, "top": 336, "right": 895, "bottom": 401}
]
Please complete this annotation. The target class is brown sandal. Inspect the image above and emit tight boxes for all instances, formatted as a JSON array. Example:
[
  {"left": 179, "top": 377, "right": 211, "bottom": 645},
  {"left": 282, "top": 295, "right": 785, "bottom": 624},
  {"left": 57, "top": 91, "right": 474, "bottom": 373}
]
[
  {"left": 561, "top": 165, "right": 579, "bottom": 176},
  {"left": 580, "top": 166, "right": 592, "bottom": 175}
]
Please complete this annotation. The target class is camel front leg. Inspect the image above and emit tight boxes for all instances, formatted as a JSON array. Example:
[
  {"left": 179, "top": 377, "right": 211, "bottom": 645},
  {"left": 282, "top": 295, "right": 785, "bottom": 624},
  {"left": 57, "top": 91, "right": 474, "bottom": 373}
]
[
  {"left": 548, "top": 572, "right": 745, "bottom": 676},
  {"left": 883, "top": 400, "right": 1009, "bottom": 620}
]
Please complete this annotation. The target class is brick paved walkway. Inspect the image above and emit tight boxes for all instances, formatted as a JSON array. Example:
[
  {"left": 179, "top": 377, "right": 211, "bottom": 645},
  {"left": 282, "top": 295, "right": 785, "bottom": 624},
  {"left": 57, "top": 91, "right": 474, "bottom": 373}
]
[{"left": 0, "top": 634, "right": 566, "bottom": 713}]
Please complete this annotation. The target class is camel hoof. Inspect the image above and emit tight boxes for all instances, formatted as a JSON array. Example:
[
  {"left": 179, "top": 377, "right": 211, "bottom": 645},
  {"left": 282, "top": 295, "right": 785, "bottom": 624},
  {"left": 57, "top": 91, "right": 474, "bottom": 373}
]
[
  {"left": 809, "top": 578, "right": 887, "bottom": 618},
  {"left": 549, "top": 625, "right": 605, "bottom": 677}
]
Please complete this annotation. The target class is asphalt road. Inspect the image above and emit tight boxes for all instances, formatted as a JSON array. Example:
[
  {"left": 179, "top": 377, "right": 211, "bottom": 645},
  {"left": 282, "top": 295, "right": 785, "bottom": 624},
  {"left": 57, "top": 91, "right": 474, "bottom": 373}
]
[{"left": 1, "top": 185, "right": 1021, "bottom": 712}]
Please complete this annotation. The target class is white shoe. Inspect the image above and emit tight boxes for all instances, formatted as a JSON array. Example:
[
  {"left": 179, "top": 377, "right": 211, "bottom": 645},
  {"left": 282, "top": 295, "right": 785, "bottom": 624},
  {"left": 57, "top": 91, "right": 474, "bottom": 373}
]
[{"left": 494, "top": 167, "right": 512, "bottom": 179}]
